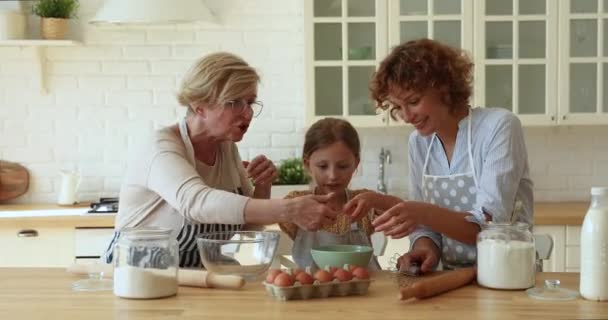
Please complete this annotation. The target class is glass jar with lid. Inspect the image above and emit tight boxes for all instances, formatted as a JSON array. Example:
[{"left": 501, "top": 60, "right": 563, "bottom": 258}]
[
  {"left": 113, "top": 227, "right": 179, "bottom": 299},
  {"left": 477, "top": 222, "right": 535, "bottom": 290}
]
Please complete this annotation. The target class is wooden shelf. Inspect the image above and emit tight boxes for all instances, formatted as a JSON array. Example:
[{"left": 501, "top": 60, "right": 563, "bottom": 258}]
[
  {"left": 0, "top": 40, "right": 81, "bottom": 94},
  {"left": 0, "top": 39, "right": 80, "bottom": 46}
]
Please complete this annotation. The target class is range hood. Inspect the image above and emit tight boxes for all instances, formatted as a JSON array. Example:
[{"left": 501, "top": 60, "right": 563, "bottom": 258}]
[{"left": 89, "top": 0, "right": 216, "bottom": 25}]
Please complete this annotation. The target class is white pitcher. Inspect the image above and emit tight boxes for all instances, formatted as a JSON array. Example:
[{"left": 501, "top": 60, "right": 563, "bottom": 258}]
[{"left": 58, "top": 170, "right": 80, "bottom": 205}]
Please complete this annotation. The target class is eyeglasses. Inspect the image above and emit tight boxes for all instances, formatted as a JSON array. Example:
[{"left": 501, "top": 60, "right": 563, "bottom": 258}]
[{"left": 224, "top": 99, "right": 263, "bottom": 118}]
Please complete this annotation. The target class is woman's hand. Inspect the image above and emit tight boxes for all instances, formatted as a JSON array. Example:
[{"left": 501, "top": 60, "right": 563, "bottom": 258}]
[
  {"left": 344, "top": 191, "right": 380, "bottom": 221},
  {"left": 243, "top": 155, "right": 277, "bottom": 187},
  {"left": 396, "top": 238, "right": 440, "bottom": 274},
  {"left": 372, "top": 201, "right": 428, "bottom": 238},
  {"left": 287, "top": 193, "right": 338, "bottom": 231}
]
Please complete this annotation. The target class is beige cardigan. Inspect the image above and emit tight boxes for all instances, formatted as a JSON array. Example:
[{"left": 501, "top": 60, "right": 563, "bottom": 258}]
[{"left": 114, "top": 119, "right": 253, "bottom": 236}]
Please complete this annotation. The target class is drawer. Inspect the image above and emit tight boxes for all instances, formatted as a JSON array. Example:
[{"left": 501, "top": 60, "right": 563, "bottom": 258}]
[
  {"left": 0, "top": 227, "right": 74, "bottom": 267},
  {"left": 74, "top": 227, "right": 115, "bottom": 258}
]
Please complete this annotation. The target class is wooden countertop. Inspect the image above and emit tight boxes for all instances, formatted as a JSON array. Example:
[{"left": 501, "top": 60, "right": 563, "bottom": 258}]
[
  {"left": 534, "top": 202, "right": 588, "bottom": 225},
  {"left": 0, "top": 201, "right": 589, "bottom": 227},
  {"left": 0, "top": 203, "right": 114, "bottom": 228},
  {"left": 0, "top": 269, "right": 603, "bottom": 320}
]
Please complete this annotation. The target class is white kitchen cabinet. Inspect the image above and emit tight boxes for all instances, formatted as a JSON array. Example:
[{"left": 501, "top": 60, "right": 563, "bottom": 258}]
[
  {"left": 557, "top": 0, "right": 608, "bottom": 125},
  {"left": 305, "top": 0, "right": 608, "bottom": 127},
  {"left": 305, "top": 0, "right": 389, "bottom": 127},
  {"left": 565, "top": 225, "right": 581, "bottom": 272},
  {"left": 473, "top": 0, "right": 559, "bottom": 126},
  {"left": 534, "top": 225, "right": 566, "bottom": 272},
  {"left": 74, "top": 227, "right": 115, "bottom": 259},
  {"left": 0, "top": 221, "right": 114, "bottom": 267},
  {"left": 0, "top": 226, "right": 75, "bottom": 267},
  {"left": 534, "top": 225, "right": 582, "bottom": 273}
]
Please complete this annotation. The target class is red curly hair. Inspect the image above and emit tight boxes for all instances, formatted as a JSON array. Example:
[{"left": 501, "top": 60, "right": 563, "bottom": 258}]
[{"left": 370, "top": 38, "right": 473, "bottom": 114}]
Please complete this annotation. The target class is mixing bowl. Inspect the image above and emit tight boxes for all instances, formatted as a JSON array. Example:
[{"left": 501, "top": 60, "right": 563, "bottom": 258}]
[
  {"left": 196, "top": 231, "right": 279, "bottom": 280},
  {"left": 311, "top": 244, "right": 373, "bottom": 269}
]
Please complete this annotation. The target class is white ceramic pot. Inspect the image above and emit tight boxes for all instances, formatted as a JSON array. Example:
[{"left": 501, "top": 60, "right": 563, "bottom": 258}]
[
  {"left": 57, "top": 170, "right": 81, "bottom": 205},
  {"left": 0, "top": 10, "right": 26, "bottom": 40}
]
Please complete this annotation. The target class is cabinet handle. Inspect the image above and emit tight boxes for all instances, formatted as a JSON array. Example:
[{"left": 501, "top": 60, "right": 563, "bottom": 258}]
[
  {"left": 551, "top": 115, "right": 555, "bottom": 121},
  {"left": 562, "top": 115, "right": 566, "bottom": 120},
  {"left": 17, "top": 229, "right": 39, "bottom": 237}
]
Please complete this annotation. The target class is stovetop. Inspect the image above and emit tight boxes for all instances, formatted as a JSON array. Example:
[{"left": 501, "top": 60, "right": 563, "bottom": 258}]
[{"left": 88, "top": 197, "right": 118, "bottom": 213}]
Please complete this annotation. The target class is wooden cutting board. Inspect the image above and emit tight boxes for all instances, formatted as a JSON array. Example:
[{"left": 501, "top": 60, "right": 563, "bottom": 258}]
[{"left": 0, "top": 160, "right": 29, "bottom": 201}]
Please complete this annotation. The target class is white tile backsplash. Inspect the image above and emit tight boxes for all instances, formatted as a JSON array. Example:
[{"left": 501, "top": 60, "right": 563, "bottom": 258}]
[{"left": 0, "top": 0, "right": 607, "bottom": 204}]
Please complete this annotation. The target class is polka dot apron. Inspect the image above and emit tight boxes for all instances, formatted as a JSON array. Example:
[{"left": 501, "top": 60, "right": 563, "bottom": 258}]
[{"left": 421, "top": 109, "right": 478, "bottom": 270}]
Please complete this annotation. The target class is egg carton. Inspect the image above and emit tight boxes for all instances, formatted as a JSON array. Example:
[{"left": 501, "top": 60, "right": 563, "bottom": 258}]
[{"left": 263, "top": 278, "right": 372, "bottom": 301}]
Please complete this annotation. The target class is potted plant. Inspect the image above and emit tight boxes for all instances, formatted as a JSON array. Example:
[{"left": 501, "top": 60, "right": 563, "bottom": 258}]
[
  {"left": 272, "top": 158, "right": 311, "bottom": 198},
  {"left": 32, "top": 0, "right": 79, "bottom": 40}
]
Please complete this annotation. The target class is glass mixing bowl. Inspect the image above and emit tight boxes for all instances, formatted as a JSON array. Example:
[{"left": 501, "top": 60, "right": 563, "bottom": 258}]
[{"left": 196, "top": 231, "right": 280, "bottom": 281}]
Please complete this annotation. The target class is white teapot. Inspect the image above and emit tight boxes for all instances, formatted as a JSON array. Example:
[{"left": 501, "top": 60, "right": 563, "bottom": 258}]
[{"left": 57, "top": 170, "right": 80, "bottom": 205}]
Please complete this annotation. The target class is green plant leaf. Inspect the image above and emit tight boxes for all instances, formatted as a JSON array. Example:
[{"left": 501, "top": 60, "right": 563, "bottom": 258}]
[
  {"left": 33, "top": 0, "right": 79, "bottom": 19},
  {"left": 274, "top": 158, "right": 310, "bottom": 185}
]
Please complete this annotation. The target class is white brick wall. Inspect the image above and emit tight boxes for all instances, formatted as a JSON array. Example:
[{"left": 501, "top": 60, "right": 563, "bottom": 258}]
[{"left": 0, "top": 0, "right": 607, "bottom": 204}]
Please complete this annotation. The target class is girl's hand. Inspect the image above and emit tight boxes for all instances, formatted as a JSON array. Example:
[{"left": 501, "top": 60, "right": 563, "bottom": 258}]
[
  {"left": 243, "top": 155, "right": 277, "bottom": 187},
  {"left": 344, "top": 191, "right": 380, "bottom": 221},
  {"left": 372, "top": 201, "right": 427, "bottom": 238}
]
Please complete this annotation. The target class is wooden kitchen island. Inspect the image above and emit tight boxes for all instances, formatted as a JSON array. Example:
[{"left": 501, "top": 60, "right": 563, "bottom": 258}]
[{"left": 0, "top": 269, "right": 605, "bottom": 320}]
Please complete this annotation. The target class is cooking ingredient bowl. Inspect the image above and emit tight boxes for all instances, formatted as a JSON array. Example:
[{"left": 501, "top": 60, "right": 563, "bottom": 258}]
[
  {"left": 196, "top": 231, "right": 280, "bottom": 281},
  {"left": 311, "top": 245, "right": 373, "bottom": 269}
]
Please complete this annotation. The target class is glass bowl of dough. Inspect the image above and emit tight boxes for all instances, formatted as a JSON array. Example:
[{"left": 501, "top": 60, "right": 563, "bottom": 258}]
[{"left": 196, "top": 231, "right": 280, "bottom": 281}]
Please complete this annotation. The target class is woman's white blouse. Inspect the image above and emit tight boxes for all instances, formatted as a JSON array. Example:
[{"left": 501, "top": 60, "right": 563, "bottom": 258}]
[{"left": 408, "top": 107, "right": 534, "bottom": 249}]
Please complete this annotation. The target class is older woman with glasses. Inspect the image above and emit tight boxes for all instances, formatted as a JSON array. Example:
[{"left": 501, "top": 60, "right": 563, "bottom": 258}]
[{"left": 104, "top": 52, "right": 338, "bottom": 268}]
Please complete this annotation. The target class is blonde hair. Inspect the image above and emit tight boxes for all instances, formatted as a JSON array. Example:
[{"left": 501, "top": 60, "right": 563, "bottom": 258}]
[{"left": 177, "top": 52, "right": 260, "bottom": 113}]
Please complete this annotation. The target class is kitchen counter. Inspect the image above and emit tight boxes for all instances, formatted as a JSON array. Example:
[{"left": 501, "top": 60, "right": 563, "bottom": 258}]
[
  {"left": 0, "top": 201, "right": 588, "bottom": 227},
  {"left": 0, "top": 269, "right": 603, "bottom": 320},
  {"left": 0, "top": 203, "right": 114, "bottom": 227},
  {"left": 534, "top": 202, "right": 588, "bottom": 225}
]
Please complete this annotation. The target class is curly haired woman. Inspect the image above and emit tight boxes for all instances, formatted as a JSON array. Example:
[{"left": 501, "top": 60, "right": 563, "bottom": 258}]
[{"left": 345, "top": 39, "right": 533, "bottom": 272}]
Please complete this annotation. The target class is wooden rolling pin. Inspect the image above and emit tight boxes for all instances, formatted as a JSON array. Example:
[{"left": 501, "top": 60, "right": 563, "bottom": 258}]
[
  {"left": 67, "top": 263, "right": 245, "bottom": 290},
  {"left": 399, "top": 267, "right": 477, "bottom": 300}
]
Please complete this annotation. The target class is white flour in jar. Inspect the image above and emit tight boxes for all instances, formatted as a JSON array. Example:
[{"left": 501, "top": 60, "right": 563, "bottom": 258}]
[
  {"left": 477, "top": 239, "right": 535, "bottom": 289},
  {"left": 113, "top": 266, "right": 178, "bottom": 299}
]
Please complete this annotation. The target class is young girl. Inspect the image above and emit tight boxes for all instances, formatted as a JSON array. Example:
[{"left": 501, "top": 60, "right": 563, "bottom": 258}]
[{"left": 279, "top": 118, "right": 380, "bottom": 270}]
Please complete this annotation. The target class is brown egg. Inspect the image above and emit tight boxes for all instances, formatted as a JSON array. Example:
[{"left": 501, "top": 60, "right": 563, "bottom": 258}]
[
  {"left": 291, "top": 268, "right": 304, "bottom": 277},
  {"left": 334, "top": 269, "right": 353, "bottom": 282},
  {"left": 314, "top": 269, "right": 333, "bottom": 283},
  {"left": 273, "top": 273, "right": 295, "bottom": 287},
  {"left": 266, "top": 269, "right": 283, "bottom": 284},
  {"left": 295, "top": 272, "right": 314, "bottom": 285},
  {"left": 347, "top": 264, "right": 359, "bottom": 272},
  {"left": 352, "top": 267, "right": 370, "bottom": 280}
]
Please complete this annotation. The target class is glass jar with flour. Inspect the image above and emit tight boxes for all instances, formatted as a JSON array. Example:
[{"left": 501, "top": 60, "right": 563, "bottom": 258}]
[
  {"left": 113, "top": 227, "right": 179, "bottom": 299},
  {"left": 477, "top": 222, "right": 535, "bottom": 290}
]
